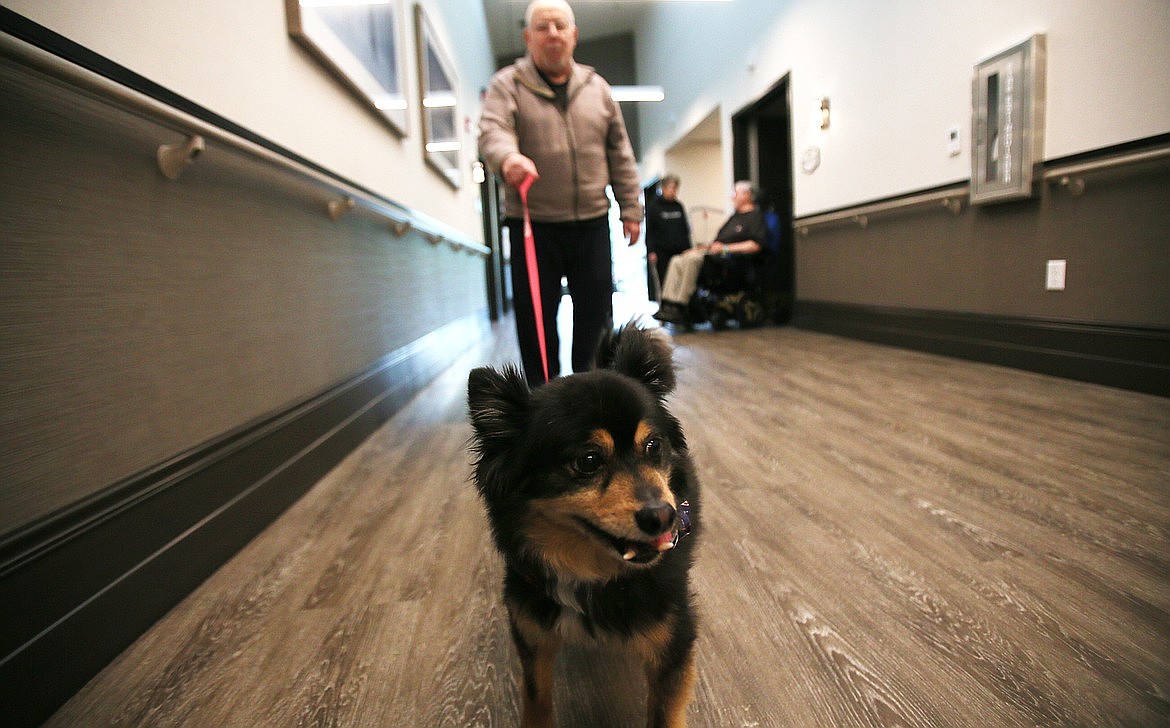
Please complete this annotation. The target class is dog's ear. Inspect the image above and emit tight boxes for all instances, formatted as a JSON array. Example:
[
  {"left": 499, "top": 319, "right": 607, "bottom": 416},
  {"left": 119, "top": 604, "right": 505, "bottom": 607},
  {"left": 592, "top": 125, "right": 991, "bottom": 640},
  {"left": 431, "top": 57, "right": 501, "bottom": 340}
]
[
  {"left": 467, "top": 364, "right": 530, "bottom": 452},
  {"left": 596, "top": 325, "right": 676, "bottom": 397}
]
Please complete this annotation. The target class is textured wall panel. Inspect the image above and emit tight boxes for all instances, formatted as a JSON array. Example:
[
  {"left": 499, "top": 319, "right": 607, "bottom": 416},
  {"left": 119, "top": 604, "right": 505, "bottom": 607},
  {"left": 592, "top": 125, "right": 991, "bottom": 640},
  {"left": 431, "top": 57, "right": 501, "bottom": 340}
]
[
  {"left": 795, "top": 161, "right": 1170, "bottom": 327},
  {"left": 0, "top": 56, "right": 487, "bottom": 533}
]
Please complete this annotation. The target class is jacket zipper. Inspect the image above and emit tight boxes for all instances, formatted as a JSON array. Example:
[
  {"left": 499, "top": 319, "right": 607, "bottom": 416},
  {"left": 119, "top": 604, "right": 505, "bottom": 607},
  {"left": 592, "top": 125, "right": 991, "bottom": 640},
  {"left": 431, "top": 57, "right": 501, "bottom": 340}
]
[
  {"left": 516, "top": 64, "right": 591, "bottom": 222},
  {"left": 564, "top": 78, "right": 587, "bottom": 222},
  {"left": 562, "top": 107, "right": 579, "bottom": 221}
]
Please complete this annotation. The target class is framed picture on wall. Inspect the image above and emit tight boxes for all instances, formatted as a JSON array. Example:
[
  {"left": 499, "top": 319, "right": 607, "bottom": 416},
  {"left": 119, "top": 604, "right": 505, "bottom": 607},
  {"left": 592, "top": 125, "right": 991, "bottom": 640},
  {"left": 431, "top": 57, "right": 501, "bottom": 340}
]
[
  {"left": 414, "top": 3, "right": 462, "bottom": 188},
  {"left": 286, "top": 0, "right": 409, "bottom": 136}
]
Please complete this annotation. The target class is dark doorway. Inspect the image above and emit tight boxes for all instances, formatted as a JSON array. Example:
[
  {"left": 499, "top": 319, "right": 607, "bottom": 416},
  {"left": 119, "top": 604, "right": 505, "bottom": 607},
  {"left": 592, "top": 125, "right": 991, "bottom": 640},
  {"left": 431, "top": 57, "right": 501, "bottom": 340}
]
[
  {"left": 478, "top": 165, "right": 509, "bottom": 321},
  {"left": 732, "top": 75, "right": 794, "bottom": 324},
  {"left": 642, "top": 177, "right": 661, "bottom": 302}
]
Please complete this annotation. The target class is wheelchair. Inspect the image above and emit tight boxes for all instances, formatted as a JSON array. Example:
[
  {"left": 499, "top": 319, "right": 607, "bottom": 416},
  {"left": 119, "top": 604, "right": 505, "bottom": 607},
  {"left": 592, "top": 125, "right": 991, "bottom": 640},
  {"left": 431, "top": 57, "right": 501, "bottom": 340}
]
[
  {"left": 688, "top": 254, "right": 771, "bottom": 329},
  {"left": 687, "top": 211, "right": 788, "bottom": 330}
]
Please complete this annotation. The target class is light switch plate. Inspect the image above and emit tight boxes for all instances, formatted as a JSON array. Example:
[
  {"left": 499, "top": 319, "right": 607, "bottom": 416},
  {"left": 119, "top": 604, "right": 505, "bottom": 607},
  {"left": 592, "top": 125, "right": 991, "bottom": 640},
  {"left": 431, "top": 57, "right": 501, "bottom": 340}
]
[{"left": 1046, "top": 259, "right": 1066, "bottom": 291}]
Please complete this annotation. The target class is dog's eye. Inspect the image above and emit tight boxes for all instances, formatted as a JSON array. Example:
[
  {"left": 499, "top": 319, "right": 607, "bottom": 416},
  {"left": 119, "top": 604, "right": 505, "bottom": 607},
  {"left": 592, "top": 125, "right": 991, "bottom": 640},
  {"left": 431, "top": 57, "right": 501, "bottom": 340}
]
[
  {"left": 644, "top": 438, "right": 662, "bottom": 458},
  {"left": 574, "top": 451, "right": 604, "bottom": 475}
]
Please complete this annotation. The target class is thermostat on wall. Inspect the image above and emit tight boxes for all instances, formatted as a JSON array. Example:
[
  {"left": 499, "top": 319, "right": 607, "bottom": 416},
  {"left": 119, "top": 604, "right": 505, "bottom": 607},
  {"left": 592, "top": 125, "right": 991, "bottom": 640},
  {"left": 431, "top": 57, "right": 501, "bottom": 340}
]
[{"left": 801, "top": 146, "right": 821, "bottom": 174}]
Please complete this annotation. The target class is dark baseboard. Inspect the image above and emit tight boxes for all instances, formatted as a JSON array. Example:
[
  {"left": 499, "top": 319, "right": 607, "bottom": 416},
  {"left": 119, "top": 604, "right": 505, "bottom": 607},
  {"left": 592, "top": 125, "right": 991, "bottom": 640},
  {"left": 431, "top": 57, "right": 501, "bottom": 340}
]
[
  {"left": 793, "top": 301, "right": 1170, "bottom": 398},
  {"left": 0, "top": 313, "right": 489, "bottom": 727}
]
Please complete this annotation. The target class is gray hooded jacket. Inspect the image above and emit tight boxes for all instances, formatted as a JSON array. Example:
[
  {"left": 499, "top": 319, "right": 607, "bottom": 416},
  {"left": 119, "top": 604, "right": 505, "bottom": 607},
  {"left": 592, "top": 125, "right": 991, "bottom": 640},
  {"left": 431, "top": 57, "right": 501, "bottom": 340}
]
[{"left": 478, "top": 55, "right": 642, "bottom": 224}]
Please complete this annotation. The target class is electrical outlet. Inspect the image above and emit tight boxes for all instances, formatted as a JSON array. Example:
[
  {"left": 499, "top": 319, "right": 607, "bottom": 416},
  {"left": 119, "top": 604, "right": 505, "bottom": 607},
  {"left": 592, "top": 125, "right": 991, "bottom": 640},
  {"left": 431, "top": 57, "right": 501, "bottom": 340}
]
[
  {"left": 1046, "top": 259, "right": 1066, "bottom": 291},
  {"left": 948, "top": 125, "right": 962, "bottom": 157}
]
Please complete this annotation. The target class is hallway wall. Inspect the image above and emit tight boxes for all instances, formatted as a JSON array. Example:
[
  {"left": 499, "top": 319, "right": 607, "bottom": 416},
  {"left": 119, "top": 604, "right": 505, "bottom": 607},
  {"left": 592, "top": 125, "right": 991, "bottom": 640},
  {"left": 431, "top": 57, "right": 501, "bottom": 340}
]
[
  {"left": 1, "top": 0, "right": 497, "bottom": 541},
  {"left": 0, "top": 4, "right": 499, "bottom": 723},
  {"left": 0, "top": 51, "right": 486, "bottom": 532},
  {"left": 634, "top": 0, "right": 1170, "bottom": 218},
  {"left": 6, "top": 0, "right": 495, "bottom": 239},
  {"left": 665, "top": 137, "right": 728, "bottom": 236},
  {"left": 632, "top": 0, "right": 1169, "bottom": 394}
]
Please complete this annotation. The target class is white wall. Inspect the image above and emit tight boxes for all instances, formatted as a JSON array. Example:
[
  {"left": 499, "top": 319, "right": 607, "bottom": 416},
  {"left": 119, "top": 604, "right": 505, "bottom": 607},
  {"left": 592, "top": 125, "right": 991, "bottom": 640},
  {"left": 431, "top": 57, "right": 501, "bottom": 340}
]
[
  {"left": 13, "top": 1, "right": 1169, "bottom": 225},
  {"left": 665, "top": 139, "right": 728, "bottom": 240},
  {"left": 636, "top": 0, "right": 1170, "bottom": 217},
  {"left": 7, "top": 0, "right": 497, "bottom": 240}
]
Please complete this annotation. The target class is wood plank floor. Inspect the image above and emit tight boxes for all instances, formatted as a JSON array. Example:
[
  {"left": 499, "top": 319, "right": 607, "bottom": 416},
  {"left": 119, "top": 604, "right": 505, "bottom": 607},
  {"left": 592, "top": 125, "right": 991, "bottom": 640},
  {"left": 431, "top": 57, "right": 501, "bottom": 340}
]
[{"left": 47, "top": 323, "right": 1170, "bottom": 727}]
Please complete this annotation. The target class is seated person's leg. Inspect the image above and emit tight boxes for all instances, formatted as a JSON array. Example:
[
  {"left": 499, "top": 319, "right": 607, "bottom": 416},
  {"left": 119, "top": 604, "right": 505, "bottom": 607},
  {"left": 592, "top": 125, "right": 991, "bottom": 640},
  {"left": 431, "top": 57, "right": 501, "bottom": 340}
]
[
  {"left": 654, "top": 251, "right": 707, "bottom": 324},
  {"left": 659, "top": 253, "right": 689, "bottom": 305},
  {"left": 662, "top": 252, "right": 706, "bottom": 305}
]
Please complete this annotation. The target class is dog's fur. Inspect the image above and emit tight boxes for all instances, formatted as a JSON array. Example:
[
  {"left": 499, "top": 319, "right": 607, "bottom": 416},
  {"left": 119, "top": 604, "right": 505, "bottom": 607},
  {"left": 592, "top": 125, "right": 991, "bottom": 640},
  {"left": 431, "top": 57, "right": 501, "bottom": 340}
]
[{"left": 467, "top": 326, "right": 700, "bottom": 728}]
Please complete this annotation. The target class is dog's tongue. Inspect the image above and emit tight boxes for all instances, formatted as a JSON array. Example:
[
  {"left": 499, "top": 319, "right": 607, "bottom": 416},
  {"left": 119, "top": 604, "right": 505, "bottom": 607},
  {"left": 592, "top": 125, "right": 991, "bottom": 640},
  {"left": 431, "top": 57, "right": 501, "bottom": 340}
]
[
  {"left": 622, "top": 531, "right": 677, "bottom": 561},
  {"left": 653, "top": 531, "right": 675, "bottom": 551}
]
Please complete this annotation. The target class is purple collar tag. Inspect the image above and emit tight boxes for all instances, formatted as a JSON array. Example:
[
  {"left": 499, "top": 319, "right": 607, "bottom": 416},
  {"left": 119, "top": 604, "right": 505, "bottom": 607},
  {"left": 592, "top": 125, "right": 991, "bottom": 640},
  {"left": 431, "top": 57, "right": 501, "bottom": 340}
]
[{"left": 672, "top": 500, "right": 693, "bottom": 547}]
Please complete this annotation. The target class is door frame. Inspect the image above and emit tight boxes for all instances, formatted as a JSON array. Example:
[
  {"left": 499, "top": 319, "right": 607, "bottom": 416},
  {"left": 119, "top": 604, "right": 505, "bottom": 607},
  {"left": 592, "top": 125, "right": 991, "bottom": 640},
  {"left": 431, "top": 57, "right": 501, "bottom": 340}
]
[{"left": 731, "top": 74, "right": 795, "bottom": 323}]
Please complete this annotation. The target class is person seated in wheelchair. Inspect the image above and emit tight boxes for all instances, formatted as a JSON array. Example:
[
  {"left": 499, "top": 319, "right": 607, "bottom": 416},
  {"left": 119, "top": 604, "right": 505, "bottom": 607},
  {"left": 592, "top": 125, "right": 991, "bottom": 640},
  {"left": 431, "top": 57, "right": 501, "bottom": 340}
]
[{"left": 653, "top": 180, "right": 766, "bottom": 326}]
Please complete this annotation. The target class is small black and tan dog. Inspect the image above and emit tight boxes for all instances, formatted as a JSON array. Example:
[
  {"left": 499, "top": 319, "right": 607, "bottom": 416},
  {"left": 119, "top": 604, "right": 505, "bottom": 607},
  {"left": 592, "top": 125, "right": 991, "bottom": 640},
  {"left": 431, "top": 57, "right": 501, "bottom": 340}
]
[{"left": 467, "top": 325, "right": 700, "bottom": 728}]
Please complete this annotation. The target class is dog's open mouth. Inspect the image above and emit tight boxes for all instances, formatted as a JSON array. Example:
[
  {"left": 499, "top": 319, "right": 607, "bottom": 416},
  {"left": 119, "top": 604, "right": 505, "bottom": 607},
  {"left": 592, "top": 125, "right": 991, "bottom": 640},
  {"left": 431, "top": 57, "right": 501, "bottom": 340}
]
[{"left": 575, "top": 517, "right": 676, "bottom": 564}]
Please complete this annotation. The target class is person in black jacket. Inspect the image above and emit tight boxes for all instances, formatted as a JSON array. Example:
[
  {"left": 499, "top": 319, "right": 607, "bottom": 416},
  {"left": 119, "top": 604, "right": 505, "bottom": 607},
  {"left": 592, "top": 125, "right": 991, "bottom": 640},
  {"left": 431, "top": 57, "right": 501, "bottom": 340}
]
[{"left": 644, "top": 174, "right": 690, "bottom": 301}]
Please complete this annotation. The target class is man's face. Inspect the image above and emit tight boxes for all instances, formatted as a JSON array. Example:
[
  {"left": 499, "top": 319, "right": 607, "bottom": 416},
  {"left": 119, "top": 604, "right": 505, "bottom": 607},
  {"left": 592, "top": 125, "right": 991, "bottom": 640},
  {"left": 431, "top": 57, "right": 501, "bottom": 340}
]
[{"left": 525, "top": 4, "right": 578, "bottom": 76}]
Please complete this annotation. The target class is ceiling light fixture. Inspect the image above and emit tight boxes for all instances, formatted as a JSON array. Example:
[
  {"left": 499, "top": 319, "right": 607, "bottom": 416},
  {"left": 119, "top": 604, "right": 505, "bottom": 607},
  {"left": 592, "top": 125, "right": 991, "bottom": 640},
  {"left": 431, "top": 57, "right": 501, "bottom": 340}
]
[
  {"left": 422, "top": 93, "right": 458, "bottom": 108},
  {"left": 301, "top": 0, "right": 390, "bottom": 7},
  {"left": 374, "top": 94, "right": 408, "bottom": 110},
  {"left": 611, "top": 85, "right": 665, "bottom": 102}
]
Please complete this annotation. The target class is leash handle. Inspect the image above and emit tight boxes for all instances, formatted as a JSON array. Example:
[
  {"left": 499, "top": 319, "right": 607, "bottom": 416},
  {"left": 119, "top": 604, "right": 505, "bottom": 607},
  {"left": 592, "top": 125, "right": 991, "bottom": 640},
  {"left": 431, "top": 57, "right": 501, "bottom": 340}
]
[{"left": 518, "top": 174, "right": 549, "bottom": 383}]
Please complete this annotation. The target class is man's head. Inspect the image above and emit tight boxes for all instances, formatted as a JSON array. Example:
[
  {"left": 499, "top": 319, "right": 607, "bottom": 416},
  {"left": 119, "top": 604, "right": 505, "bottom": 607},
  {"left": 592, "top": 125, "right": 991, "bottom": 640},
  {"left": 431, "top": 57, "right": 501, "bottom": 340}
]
[
  {"left": 732, "top": 180, "right": 757, "bottom": 211},
  {"left": 525, "top": 0, "right": 578, "bottom": 81}
]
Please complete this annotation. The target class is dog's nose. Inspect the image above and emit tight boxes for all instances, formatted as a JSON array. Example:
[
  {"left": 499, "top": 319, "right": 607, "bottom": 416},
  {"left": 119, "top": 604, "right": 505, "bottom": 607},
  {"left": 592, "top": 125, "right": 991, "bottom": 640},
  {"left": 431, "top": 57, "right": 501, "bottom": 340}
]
[{"left": 635, "top": 503, "right": 676, "bottom": 536}]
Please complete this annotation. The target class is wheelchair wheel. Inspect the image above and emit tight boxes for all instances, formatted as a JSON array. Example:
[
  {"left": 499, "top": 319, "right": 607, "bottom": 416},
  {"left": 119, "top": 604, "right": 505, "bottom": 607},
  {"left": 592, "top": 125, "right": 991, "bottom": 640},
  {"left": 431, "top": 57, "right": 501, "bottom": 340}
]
[
  {"left": 711, "top": 293, "right": 740, "bottom": 331},
  {"left": 737, "top": 293, "right": 768, "bottom": 328},
  {"left": 688, "top": 293, "right": 709, "bottom": 325}
]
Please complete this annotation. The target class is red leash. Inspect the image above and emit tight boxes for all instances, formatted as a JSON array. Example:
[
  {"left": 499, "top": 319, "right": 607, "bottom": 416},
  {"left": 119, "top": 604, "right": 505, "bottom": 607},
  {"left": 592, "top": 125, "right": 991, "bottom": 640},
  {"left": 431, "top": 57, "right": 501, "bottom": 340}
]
[{"left": 518, "top": 175, "right": 549, "bottom": 383}]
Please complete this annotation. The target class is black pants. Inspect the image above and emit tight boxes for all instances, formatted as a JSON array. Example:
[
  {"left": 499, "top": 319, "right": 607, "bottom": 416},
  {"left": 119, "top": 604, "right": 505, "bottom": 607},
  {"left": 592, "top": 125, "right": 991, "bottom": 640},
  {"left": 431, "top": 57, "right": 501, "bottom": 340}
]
[{"left": 507, "top": 215, "right": 613, "bottom": 386}]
